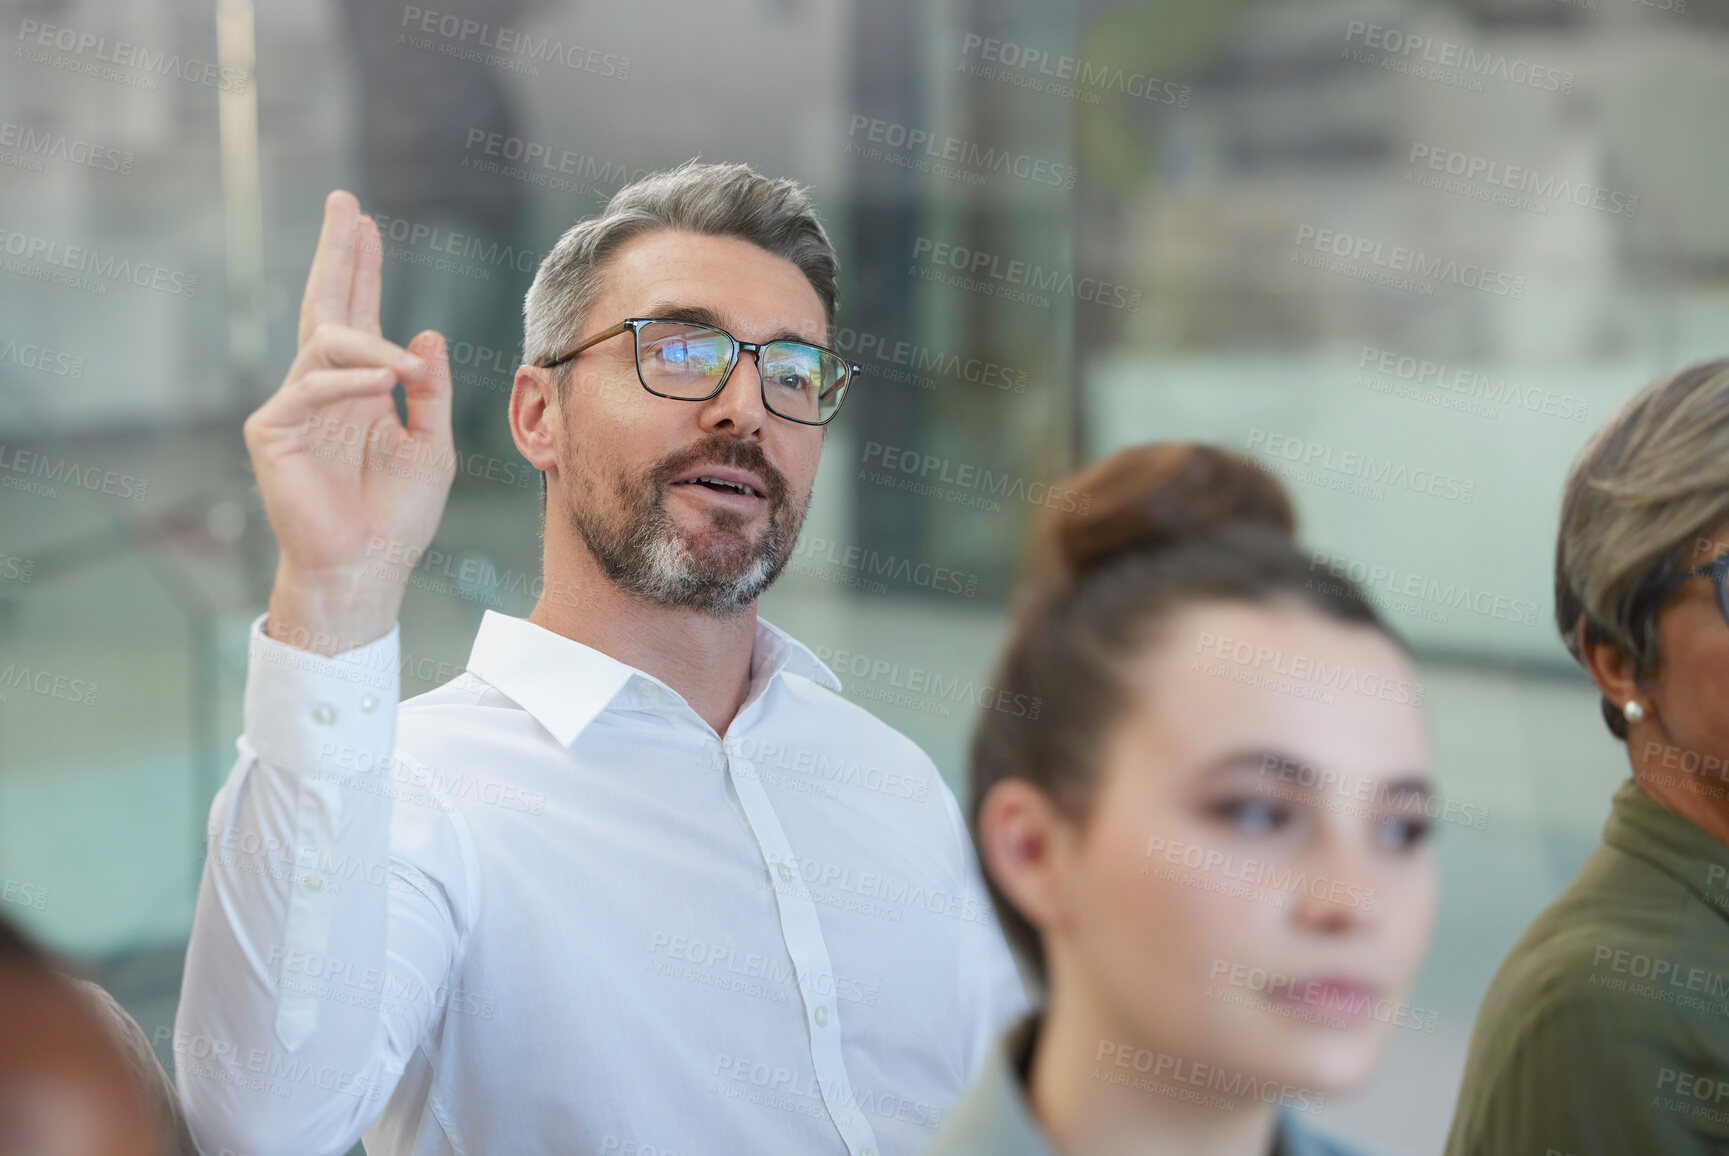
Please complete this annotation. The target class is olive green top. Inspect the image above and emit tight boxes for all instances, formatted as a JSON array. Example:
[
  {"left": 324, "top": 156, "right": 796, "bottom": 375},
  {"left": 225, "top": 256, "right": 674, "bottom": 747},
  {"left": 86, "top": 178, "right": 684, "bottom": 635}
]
[{"left": 1446, "top": 779, "right": 1729, "bottom": 1154}]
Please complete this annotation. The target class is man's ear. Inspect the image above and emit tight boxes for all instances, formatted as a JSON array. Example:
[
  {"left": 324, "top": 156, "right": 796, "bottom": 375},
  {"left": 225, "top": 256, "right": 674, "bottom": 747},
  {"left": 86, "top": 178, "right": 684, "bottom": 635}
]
[
  {"left": 511, "top": 365, "right": 560, "bottom": 473},
  {"left": 1577, "top": 611, "right": 1642, "bottom": 708},
  {"left": 976, "top": 779, "right": 1074, "bottom": 942}
]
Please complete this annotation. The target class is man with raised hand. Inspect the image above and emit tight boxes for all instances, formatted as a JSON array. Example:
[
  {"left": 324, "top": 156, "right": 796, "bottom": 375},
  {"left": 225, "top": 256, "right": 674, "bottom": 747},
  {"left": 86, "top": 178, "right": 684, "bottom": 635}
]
[{"left": 174, "top": 162, "right": 1028, "bottom": 1156}]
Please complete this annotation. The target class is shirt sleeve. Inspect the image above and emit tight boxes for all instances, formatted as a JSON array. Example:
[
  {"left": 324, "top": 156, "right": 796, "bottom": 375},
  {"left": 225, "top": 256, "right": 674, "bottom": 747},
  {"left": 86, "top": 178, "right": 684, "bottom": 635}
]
[
  {"left": 173, "top": 613, "right": 477, "bottom": 1156},
  {"left": 938, "top": 775, "right": 1032, "bottom": 1084},
  {"left": 1444, "top": 983, "right": 1729, "bottom": 1156}
]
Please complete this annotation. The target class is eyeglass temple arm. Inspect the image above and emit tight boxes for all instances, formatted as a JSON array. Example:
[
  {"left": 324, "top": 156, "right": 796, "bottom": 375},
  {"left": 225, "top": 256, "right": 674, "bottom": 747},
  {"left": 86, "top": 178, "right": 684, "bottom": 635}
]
[
  {"left": 1680, "top": 549, "right": 1729, "bottom": 579},
  {"left": 538, "top": 320, "right": 636, "bottom": 370}
]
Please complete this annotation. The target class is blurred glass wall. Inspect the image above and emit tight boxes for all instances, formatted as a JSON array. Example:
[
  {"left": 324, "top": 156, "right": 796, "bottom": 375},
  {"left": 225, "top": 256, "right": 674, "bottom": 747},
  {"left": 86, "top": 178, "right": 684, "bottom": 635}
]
[{"left": 0, "top": 0, "right": 1716, "bottom": 1150}]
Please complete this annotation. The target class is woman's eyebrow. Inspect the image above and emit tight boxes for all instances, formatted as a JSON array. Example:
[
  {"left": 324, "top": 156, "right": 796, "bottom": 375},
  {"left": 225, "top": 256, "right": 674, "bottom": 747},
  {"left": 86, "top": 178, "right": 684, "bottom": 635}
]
[
  {"left": 1198, "top": 751, "right": 1435, "bottom": 797},
  {"left": 1373, "top": 775, "right": 1438, "bottom": 804}
]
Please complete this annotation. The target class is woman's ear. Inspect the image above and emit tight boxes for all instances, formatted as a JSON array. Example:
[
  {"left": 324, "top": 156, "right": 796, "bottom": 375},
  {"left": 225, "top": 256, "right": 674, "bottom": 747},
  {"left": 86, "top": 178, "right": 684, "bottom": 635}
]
[
  {"left": 1576, "top": 611, "right": 1643, "bottom": 709},
  {"left": 977, "top": 779, "right": 1074, "bottom": 941}
]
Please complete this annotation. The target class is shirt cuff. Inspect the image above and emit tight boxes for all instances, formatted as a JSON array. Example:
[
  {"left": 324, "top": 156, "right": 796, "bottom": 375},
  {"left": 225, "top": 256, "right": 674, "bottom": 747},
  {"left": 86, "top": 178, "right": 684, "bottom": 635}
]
[{"left": 244, "top": 611, "right": 400, "bottom": 776}]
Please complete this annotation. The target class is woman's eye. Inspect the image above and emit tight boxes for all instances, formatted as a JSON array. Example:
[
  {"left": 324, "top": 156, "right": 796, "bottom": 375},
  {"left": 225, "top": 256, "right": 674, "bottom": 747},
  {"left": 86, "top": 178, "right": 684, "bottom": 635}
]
[
  {"left": 1377, "top": 815, "right": 1433, "bottom": 851},
  {"left": 1209, "top": 798, "right": 1290, "bottom": 835}
]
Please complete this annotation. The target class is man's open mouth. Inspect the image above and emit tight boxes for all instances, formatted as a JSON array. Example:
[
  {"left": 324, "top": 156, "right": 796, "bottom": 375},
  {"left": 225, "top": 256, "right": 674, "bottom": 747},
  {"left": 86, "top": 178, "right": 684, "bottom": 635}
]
[{"left": 671, "top": 475, "right": 761, "bottom": 498}]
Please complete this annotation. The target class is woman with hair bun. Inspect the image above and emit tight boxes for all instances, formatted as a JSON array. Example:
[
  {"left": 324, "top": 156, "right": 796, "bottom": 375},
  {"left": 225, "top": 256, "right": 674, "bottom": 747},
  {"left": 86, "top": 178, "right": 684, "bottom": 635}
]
[
  {"left": 926, "top": 443, "right": 1438, "bottom": 1156},
  {"left": 1446, "top": 360, "right": 1729, "bottom": 1154}
]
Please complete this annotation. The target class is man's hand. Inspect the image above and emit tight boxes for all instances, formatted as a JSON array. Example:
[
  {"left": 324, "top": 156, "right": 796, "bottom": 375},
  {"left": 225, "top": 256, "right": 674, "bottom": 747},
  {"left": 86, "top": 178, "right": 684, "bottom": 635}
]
[{"left": 243, "top": 190, "right": 455, "bottom": 654}]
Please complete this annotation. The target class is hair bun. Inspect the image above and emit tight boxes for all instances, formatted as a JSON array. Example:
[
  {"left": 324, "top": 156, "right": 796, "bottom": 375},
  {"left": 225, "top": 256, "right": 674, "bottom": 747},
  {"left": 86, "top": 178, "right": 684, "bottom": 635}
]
[{"left": 1037, "top": 443, "right": 1296, "bottom": 586}]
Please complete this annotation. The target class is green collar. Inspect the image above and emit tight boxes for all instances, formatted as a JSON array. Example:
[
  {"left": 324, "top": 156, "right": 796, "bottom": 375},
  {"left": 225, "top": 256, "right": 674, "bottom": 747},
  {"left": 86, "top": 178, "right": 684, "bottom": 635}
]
[{"left": 1602, "top": 778, "right": 1729, "bottom": 922}]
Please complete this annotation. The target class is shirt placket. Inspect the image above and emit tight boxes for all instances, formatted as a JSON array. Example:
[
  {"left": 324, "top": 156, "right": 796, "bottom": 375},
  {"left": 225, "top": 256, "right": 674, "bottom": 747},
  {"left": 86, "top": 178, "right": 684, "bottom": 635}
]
[{"left": 721, "top": 731, "right": 883, "bottom": 1156}]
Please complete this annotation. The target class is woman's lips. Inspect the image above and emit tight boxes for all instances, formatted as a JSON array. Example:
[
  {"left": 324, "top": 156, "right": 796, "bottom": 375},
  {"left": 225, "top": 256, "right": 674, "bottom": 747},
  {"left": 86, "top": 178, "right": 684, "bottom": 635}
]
[{"left": 1268, "top": 976, "right": 1383, "bottom": 1022}]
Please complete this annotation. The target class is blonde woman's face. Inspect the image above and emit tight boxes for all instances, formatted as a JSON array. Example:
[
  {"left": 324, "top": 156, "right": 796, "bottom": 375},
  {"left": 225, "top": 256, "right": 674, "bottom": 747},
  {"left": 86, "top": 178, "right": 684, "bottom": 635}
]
[{"left": 1055, "top": 600, "right": 1438, "bottom": 1098}]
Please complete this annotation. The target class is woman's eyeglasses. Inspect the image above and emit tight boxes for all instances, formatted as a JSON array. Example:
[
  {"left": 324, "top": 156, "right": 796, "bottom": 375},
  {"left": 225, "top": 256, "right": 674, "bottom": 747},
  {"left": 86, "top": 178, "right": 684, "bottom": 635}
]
[{"left": 1648, "top": 548, "right": 1729, "bottom": 627}]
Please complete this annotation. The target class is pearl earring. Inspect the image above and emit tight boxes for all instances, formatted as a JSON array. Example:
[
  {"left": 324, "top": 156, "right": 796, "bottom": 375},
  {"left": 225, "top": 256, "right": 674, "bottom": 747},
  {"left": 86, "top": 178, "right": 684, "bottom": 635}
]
[{"left": 1623, "top": 700, "right": 1646, "bottom": 724}]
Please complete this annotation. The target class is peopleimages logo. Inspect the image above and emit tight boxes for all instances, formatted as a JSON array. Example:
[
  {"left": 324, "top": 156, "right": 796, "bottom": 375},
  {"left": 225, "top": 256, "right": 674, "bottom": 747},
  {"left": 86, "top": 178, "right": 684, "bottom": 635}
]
[
  {"left": 0, "top": 338, "right": 83, "bottom": 378},
  {"left": 909, "top": 236, "right": 1142, "bottom": 312},
  {"left": 845, "top": 115, "right": 1077, "bottom": 188},
  {"left": 15, "top": 19, "right": 251, "bottom": 92},
  {"left": 1342, "top": 20, "right": 1575, "bottom": 94},
  {"left": 0, "top": 878, "right": 48, "bottom": 911},
  {"left": 1249, "top": 752, "right": 1490, "bottom": 831},
  {"left": 647, "top": 931, "right": 880, "bottom": 1007},
  {"left": 1142, "top": 836, "right": 1376, "bottom": 912},
  {"left": 1193, "top": 629, "right": 1427, "bottom": 706},
  {"left": 1292, "top": 225, "right": 1525, "bottom": 299},
  {"left": 1245, "top": 428, "right": 1476, "bottom": 505},
  {"left": 0, "top": 120, "right": 133, "bottom": 174},
  {"left": 832, "top": 326, "right": 1027, "bottom": 393},
  {"left": 1406, "top": 143, "right": 1638, "bottom": 218},
  {"left": 1655, "top": 1067, "right": 1729, "bottom": 1124},
  {"left": 267, "top": 946, "right": 497, "bottom": 1021},
  {"left": 1355, "top": 345, "right": 1590, "bottom": 423},
  {"left": 1206, "top": 959, "right": 1441, "bottom": 1034},
  {"left": 808, "top": 641, "right": 1042, "bottom": 720},
  {"left": 1308, "top": 548, "right": 1540, "bottom": 628},
  {"left": 861, "top": 441, "right": 1091, "bottom": 513},
  {"left": 711, "top": 1053, "right": 946, "bottom": 1130},
  {"left": 365, "top": 210, "right": 539, "bottom": 278},
  {"left": 0, "top": 444, "right": 149, "bottom": 503},
  {"left": 153, "top": 1027, "right": 384, "bottom": 1101},
  {"left": 398, "top": 6, "right": 630, "bottom": 79},
  {"left": 1092, "top": 1040, "right": 1326, "bottom": 1114},
  {"left": 959, "top": 34, "right": 1191, "bottom": 107},
  {"left": 0, "top": 227, "right": 199, "bottom": 298},
  {"left": 788, "top": 534, "right": 980, "bottom": 597},
  {"left": 461, "top": 129, "right": 650, "bottom": 195}
]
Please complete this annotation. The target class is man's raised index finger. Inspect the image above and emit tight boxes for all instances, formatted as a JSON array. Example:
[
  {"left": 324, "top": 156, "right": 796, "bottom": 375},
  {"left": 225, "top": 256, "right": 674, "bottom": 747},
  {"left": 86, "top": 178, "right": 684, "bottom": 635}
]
[{"left": 298, "top": 189, "right": 361, "bottom": 349}]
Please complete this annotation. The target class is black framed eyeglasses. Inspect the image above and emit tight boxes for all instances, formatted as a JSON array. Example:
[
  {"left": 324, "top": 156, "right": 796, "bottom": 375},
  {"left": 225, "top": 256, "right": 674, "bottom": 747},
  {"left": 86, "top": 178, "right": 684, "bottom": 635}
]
[
  {"left": 538, "top": 317, "right": 860, "bottom": 426},
  {"left": 1648, "top": 548, "right": 1729, "bottom": 628}
]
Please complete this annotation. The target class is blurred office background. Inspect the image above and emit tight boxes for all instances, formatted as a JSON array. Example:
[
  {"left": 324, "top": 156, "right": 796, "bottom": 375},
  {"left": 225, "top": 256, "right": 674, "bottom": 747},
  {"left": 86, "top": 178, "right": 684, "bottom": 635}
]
[{"left": 0, "top": 0, "right": 1719, "bottom": 1150}]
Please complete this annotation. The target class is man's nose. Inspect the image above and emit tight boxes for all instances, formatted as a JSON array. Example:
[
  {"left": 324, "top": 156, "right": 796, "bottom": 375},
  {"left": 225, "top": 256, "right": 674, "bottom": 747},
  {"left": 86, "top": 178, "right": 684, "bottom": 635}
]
[{"left": 698, "top": 349, "right": 770, "bottom": 436}]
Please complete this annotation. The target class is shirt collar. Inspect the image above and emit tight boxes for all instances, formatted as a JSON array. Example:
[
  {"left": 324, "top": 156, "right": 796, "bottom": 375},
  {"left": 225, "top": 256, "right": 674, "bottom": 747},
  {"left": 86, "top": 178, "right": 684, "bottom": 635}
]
[
  {"left": 750, "top": 615, "right": 844, "bottom": 693},
  {"left": 945, "top": 1012, "right": 1346, "bottom": 1156},
  {"left": 1603, "top": 777, "right": 1729, "bottom": 923},
  {"left": 464, "top": 609, "right": 842, "bottom": 748}
]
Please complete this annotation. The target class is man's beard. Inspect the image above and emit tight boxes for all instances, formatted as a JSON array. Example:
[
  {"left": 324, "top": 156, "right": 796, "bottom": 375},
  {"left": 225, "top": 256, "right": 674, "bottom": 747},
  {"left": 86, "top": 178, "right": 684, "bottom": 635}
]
[{"left": 564, "top": 432, "right": 806, "bottom": 617}]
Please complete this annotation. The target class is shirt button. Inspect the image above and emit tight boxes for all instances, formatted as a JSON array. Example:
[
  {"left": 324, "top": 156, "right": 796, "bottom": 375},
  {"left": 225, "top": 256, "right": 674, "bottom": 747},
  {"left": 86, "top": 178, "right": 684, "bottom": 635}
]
[
  {"left": 360, "top": 693, "right": 379, "bottom": 713},
  {"left": 777, "top": 864, "right": 794, "bottom": 883},
  {"left": 303, "top": 876, "right": 324, "bottom": 892},
  {"left": 312, "top": 702, "right": 336, "bottom": 725},
  {"left": 640, "top": 681, "right": 660, "bottom": 696},
  {"left": 814, "top": 1005, "right": 829, "bottom": 1028}
]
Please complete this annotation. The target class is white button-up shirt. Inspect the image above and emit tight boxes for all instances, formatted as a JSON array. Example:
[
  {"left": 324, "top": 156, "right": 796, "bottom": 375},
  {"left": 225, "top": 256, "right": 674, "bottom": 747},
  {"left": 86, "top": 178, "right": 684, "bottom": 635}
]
[{"left": 175, "top": 608, "right": 1028, "bottom": 1156}]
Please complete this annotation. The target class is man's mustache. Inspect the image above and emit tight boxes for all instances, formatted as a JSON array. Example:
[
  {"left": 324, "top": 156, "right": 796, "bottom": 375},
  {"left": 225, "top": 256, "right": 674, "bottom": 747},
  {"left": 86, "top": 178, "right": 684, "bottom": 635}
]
[{"left": 649, "top": 435, "right": 789, "bottom": 505}]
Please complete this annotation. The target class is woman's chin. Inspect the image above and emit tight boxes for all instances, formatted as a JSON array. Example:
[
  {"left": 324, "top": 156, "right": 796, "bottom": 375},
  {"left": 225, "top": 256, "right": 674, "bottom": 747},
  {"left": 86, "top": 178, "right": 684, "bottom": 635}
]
[{"left": 1263, "top": 1030, "right": 1384, "bottom": 1098}]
